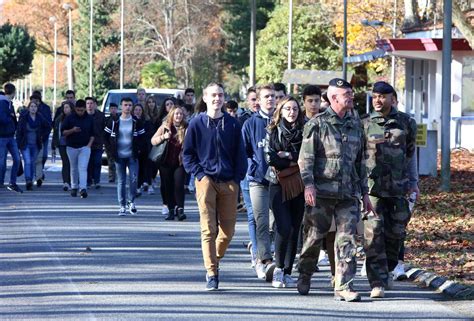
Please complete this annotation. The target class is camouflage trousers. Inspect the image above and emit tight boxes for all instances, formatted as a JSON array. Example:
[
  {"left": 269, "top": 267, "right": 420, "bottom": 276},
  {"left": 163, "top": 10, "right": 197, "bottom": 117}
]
[
  {"left": 298, "top": 197, "right": 360, "bottom": 291},
  {"left": 363, "top": 196, "right": 411, "bottom": 288}
]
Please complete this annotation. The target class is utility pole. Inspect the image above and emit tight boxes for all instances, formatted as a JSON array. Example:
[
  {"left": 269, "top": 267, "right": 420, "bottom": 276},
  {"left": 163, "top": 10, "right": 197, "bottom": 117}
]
[
  {"left": 342, "top": 0, "right": 348, "bottom": 80},
  {"left": 89, "top": 0, "right": 94, "bottom": 96},
  {"left": 287, "top": 0, "right": 293, "bottom": 93},
  {"left": 120, "top": 0, "right": 124, "bottom": 89},
  {"left": 249, "top": 0, "right": 256, "bottom": 87},
  {"left": 440, "top": 0, "right": 452, "bottom": 191}
]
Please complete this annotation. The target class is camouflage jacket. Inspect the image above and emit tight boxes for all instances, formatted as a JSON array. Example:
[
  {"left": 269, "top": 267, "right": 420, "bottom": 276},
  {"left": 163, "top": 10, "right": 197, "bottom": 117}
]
[
  {"left": 362, "top": 107, "right": 417, "bottom": 197},
  {"left": 298, "top": 107, "right": 368, "bottom": 200}
]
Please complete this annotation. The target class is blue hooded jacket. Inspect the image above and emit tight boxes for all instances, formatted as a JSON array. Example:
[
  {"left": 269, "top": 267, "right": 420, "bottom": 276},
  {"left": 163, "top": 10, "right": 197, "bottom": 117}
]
[
  {"left": 242, "top": 110, "right": 272, "bottom": 185},
  {"left": 0, "top": 95, "right": 17, "bottom": 138},
  {"left": 183, "top": 112, "right": 247, "bottom": 184}
]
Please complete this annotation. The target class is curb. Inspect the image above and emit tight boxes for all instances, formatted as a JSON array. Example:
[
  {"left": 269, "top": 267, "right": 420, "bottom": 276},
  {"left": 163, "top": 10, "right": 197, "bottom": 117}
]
[{"left": 405, "top": 267, "right": 474, "bottom": 300}]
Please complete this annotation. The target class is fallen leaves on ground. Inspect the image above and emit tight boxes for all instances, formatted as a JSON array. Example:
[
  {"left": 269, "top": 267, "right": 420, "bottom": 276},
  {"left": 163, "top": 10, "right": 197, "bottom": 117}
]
[{"left": 406, "top": 149, "right": 474, "bottom": 285}]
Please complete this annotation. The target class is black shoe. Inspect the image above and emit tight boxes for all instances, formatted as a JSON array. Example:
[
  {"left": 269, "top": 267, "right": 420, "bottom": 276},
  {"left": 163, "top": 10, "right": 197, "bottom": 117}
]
[
  {"left": 80, "top": 189, "right": 88, "bottom": 198},
  {"left": 165, "top": 209, "right": 175, "bottom": 220},
  {"left": 95, "top": 184, "right": 101, "bottom": 189},
  {"left": 297, "top": 273, "right": 312, "bottom": 295},
  {"left": 71, "top": 189, "right": 78, "bottom": 197},
  {"left": 26, "top": 182, "right": 33, "bottom": 191},
  {"left": 7, "top": 184, "right": 23, "bottom": 193},
  {"left": 108, "top": 178, "right": 115, "bottom": 183},
  {"left": 176, "top": 208, "right": 187, "bottom": 221},
  {"left": 36, "top": 179, "right": 43, "bottom": 187}
]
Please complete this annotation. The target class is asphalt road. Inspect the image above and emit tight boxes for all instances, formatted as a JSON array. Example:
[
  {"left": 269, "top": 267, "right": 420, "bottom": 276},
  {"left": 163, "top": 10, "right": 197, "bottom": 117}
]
[{"left": 0, "top": 165, "right": 472, "bottom": 320}]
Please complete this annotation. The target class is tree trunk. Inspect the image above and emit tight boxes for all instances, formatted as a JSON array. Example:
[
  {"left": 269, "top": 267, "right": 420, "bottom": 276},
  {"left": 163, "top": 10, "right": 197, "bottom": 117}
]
[
  {"left": 403, "top": 0, "right": 421, "bottom": 30},
  {"left": 453, "top": 1, "right": 474, "bottom": 48}
]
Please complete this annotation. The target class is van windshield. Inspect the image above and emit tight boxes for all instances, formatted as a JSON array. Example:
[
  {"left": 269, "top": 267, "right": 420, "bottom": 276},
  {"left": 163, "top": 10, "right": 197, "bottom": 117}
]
[{"left": 103, "top": 93, "right": 176, "bottom": 114}]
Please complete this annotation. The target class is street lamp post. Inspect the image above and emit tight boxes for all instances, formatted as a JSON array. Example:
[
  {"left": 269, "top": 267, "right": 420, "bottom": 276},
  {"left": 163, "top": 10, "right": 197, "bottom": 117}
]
[
  {"left": 89, "top": 0, "right": 93, "bottom": 96},
  {"left": 49, "top": 16, "right": 58, "bottom": 108},
  {"left": 120, "top": 0, "right": 124, "bottom": 89},
  {"left": 361, "top": 19, "right": 397, "bottom": 86},
  {"left": 63, "top": 3, "right": 74, "bottom": 91}
]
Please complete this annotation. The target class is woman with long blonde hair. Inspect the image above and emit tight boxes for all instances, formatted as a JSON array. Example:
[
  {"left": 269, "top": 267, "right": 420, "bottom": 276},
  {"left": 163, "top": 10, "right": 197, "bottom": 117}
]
[{"left": 151, "top": 106, "right": 188, "bottom": 221}]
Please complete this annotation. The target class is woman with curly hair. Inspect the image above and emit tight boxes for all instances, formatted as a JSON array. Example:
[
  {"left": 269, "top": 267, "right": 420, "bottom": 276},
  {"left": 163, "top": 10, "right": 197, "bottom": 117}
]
[{"left": 151, "top": 106, "right": 188, "bottom": 221}]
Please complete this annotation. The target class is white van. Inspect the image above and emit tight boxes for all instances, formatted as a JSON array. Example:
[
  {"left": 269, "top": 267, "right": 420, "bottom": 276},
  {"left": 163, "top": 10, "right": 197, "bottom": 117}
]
[{"left": 100, "top": 88, "right": 185, "bottom": 115}]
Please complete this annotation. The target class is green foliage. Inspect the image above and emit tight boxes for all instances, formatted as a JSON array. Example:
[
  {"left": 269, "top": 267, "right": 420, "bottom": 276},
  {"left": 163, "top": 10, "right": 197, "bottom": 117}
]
[
  {"left": 256, "top": 3, "right": 341, "bottom": 83},
  {"left": 75, "top": 0, "right": 120, "bottom": 99},
  {"left": 140, "top": 61, "right": 178, "bottom": 89},
  {"left": 221, "top": 0, "right": 275, "bottom": 76},
  {"left": 0, "top": 23, "right": 36, "bottom": 83}
]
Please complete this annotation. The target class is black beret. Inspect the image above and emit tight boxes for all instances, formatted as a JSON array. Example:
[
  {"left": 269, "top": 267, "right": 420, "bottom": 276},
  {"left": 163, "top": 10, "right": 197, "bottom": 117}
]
[
  {"left": 329, "top": 78, "right": 352, "bottom": 89},
  {"left": 372, "top": 81, "right": 395, "bottom": 94}
]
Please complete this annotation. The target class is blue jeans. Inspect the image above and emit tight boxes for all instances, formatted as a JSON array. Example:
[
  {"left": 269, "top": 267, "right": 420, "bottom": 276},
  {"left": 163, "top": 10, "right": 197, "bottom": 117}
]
[
  {"left": 21, "top": 144, "right": 39, "bottom": 182},
  {"left": 87, "top": 148, "right": 103, "bottom": 185},
  {"left": 115, "top": 157, "right": 138, "bottom": 206},
  {"left": 241, "top": 176, "right": 257, "bottom": 256},
  {"left": 249, "top": 182, "right": 272, "bottom": 261},
  {"left": 0, "top": 137, "right": 20, "bottom": 185}
]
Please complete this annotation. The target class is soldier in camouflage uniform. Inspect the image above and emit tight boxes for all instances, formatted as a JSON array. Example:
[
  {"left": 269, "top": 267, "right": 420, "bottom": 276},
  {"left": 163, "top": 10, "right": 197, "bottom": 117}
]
[
  {"left": 297, "top": 78, "right": 373, "bottom": 302},
  {"left": 362, "top": 81, "right": 417, "bottom": 298}
]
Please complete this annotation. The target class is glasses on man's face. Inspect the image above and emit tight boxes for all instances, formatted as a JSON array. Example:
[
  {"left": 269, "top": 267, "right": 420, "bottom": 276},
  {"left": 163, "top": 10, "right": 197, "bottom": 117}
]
[{"left": 282, "top": 106, "right": 299, "bottom": 112}]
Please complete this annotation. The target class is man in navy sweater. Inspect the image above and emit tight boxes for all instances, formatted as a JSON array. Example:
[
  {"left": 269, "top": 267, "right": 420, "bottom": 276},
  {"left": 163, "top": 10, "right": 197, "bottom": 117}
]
[
  {"left": 242, "top": 84, "right": 276, "bottom": 282},
  {"left": 183, "top": 82, "right": 247, "bottom": 291},
  {"left": 0, "top": 83, "right": 22, "bottom": 193}
]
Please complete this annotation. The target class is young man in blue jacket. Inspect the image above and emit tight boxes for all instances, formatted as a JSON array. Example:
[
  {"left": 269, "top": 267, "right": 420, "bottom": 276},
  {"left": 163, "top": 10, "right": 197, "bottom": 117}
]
[
  {"left": 242, "top": 84, "right": 276, "bottom": 282},
  {"left": 0, "top": 83, "right": 23, "bottom": 193},
  {"left": 183, "top": 82, "right": 247, "bottom": 291}
]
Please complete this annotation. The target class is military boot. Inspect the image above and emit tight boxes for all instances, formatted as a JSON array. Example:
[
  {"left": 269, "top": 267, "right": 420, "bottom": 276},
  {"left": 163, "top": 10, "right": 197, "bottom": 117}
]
[
  {"left": 370, "top": 287, "right": 385, "bottom": 298},
  {"left": 176, "top": 207, "right": 187, "bottom": 221},
  {"left": 297, "top": 273, "right": 312, "bottom": 295},
  {"left": 165, "top": 207, "right": 175, "bottom": 220},
  {"left": 334, "top": 286, "right": 361, "bottom": 302}
]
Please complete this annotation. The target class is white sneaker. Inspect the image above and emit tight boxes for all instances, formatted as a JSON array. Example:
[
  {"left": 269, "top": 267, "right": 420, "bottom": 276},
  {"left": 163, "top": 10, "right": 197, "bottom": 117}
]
[
  {"left": 283, "top": 274, "right": 296, "bottom": 288},
  {"left": 118, "top": 206, "right": 126, "bottom": 216},
  {"left": 392, "top": 261, "right": 407, "bottom": 281},
  {"left": 148, "top": 186, "right": 155, "bottom": 195},
  {"left": 255, "top": 262, "right": 266, "bottom": 280},
  {"left": 318, "top": 251, "right": 330, "bottom": 266},
  {"left": 272, "top": 268, "right": 284, "bottom": 288},
  {"left": 249, "top": 244, "right": 257, "bottom": 268},
  {"left": 127, "top": 202, "right": 137, "bottom": 215},
  {"left": 360, "top": 259, "right": 367, "bottom": 277},
  {"left": 162, "top": 205, "right": 169, "bottom": 216}
]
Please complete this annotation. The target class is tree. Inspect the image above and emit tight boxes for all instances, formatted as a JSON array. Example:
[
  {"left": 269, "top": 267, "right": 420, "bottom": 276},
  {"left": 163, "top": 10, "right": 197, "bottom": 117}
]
[
  {"left": 220, "top": 0, "right": 275, "bottom": 76},
  {"left": 0, "top": 23, "right": 36, "bottom": 83},
  {"left": 256, "top": 3, "right": 340, "bottom": 83},
  {"left": 140, "top": 60, "right": 177, "bottom": 88},
  {"left": 125, "top": 0, "right": 220, "bottom": 87},
  {"left": 1, "top": 0, "right": 71, "bottom": 57},
  {"left": 75, "top": 0, "right": 120, "bottom": 100}
]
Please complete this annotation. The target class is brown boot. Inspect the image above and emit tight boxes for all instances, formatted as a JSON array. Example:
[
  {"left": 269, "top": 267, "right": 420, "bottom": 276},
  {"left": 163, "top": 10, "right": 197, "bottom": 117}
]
[{"left": 334, "top": 287, "right": 361, "bottom": 302}]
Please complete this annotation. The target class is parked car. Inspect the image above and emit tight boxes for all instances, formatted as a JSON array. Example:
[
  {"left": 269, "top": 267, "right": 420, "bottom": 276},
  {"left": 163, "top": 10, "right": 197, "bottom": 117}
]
[{"left": 100, "top": 88, "right": 185, "bottom": 115}]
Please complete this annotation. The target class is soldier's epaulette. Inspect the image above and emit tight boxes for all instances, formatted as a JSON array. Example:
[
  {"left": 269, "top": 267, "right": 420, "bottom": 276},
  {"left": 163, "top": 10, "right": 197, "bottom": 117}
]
[{"left": 360, "top": 113, "right": 370, "bottom": 120}]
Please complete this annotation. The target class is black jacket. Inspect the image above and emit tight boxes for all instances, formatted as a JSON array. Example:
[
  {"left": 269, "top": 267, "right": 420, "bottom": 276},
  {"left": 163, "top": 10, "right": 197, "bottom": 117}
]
[
  {"left": 104, "top": 116, "right": 146, "bottom": 159},
  {"left": 264, "top": 124, "right": 303, "bottom": 184},
  {"left": 16, "top": 113, "right": 51, "bottom": 150}
]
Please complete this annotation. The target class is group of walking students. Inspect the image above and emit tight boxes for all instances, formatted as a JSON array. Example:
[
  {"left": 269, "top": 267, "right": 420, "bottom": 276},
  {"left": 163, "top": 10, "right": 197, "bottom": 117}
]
[{"left": 0, "top": 78, "right": 418, "bottom": 302}]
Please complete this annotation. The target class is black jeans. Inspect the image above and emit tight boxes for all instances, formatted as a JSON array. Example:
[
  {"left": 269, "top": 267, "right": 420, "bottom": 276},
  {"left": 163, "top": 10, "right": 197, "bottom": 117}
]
[
  {"left": 58, "top": 145, "right": 70, "bottom": 185},
  {"left": 269, "top": 183, "right": 304, "bottom": 275},
  {"left": 137, "top": 153, "right": 152, "bottom": 187},
  {"left": 159, "top": 165, "right": 185, "bottom": 210}
]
